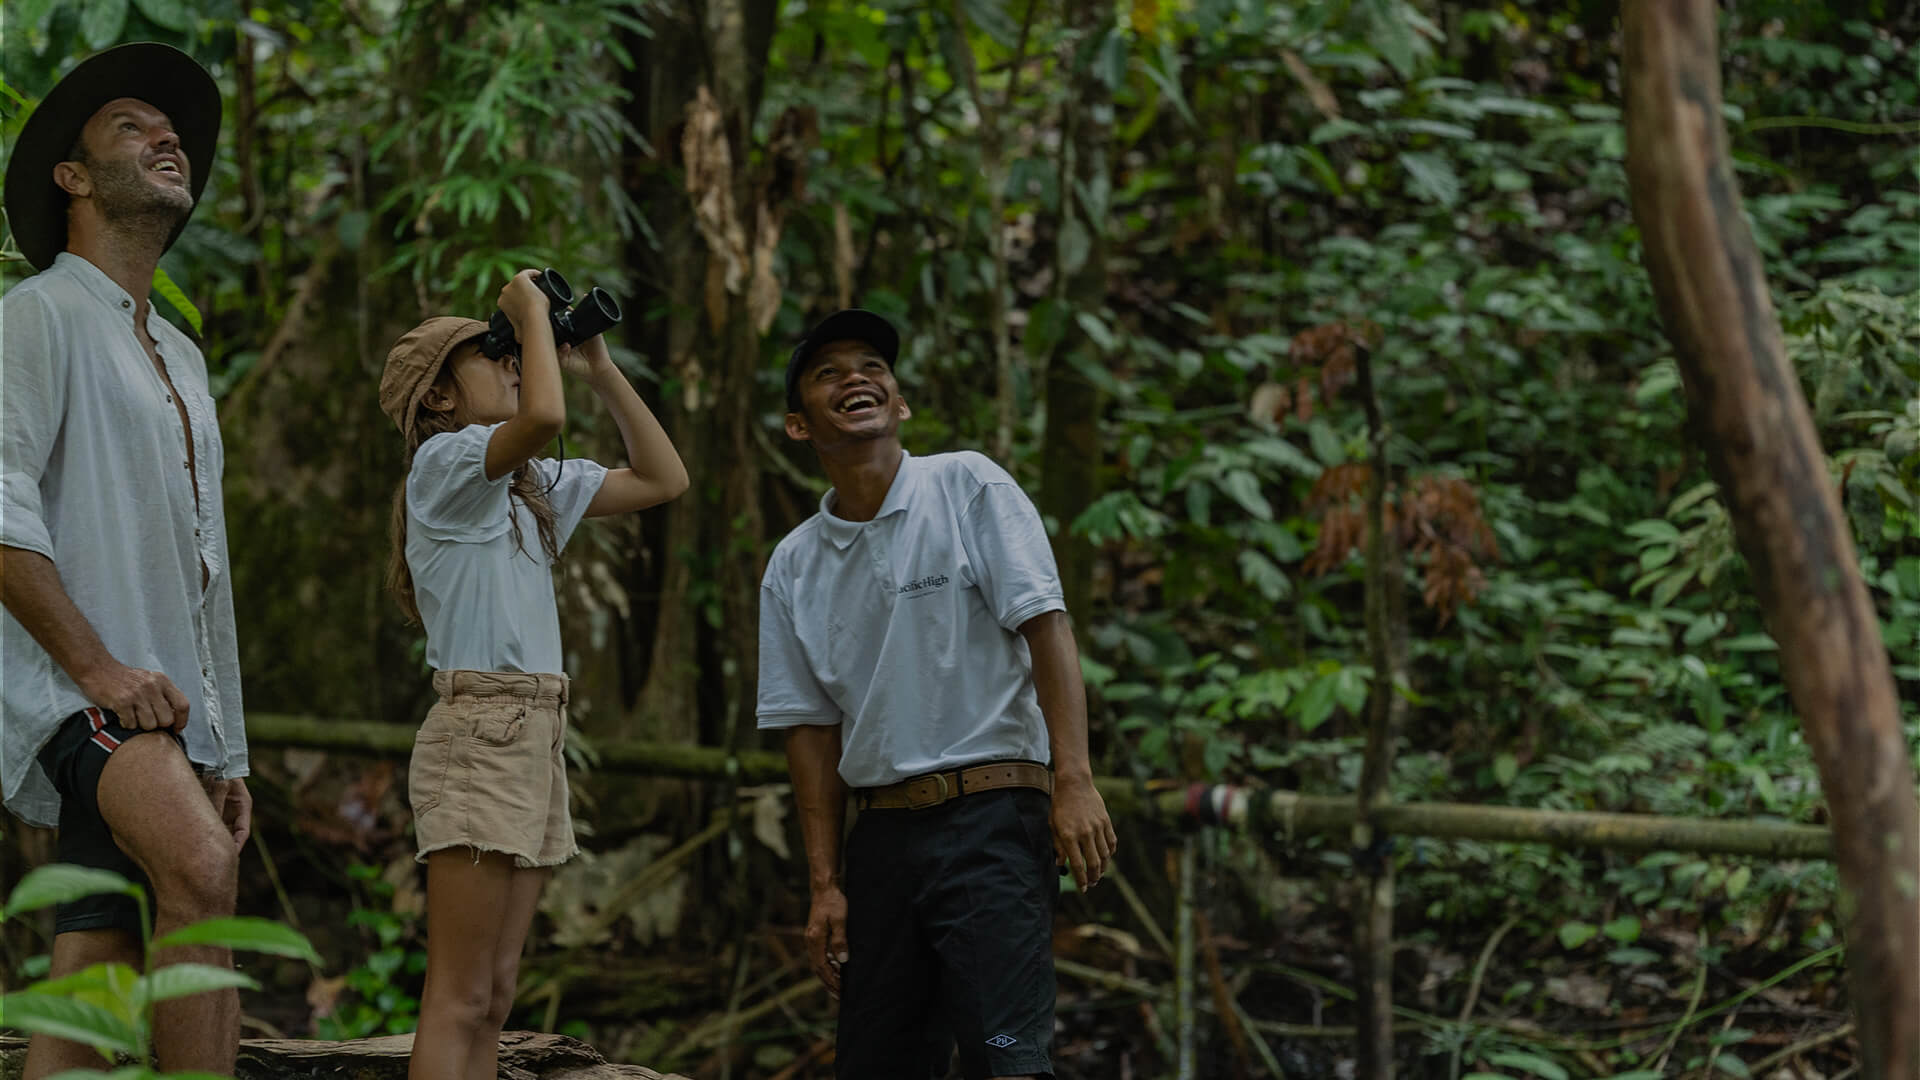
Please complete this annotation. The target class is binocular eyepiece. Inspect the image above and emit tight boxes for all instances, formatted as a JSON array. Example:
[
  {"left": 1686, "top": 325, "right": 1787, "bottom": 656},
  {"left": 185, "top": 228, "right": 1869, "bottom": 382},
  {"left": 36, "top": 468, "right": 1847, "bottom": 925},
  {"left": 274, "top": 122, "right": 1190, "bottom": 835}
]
[{"left": 478, "top": 268, "right": 623, "bottom": 360}]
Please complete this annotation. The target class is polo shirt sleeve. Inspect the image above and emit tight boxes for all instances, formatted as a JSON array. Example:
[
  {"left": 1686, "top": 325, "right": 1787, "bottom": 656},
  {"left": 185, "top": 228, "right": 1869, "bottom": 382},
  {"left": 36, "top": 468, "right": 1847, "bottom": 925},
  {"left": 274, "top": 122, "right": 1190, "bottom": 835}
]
[
  {"left": 959, "top": 478, "right": 1066, "bottom": 631},
  {"left": 529, "top": 456, "right": 609, "bottom": 550},
  {"left": 406, "top": 424, "right": 511, "bottom": 543},
  {"left": 757, "top": 581, "right": 839, "bottom": 728},
  {"left": 0, "top": 289, "right": 62, "bottom": 559}
]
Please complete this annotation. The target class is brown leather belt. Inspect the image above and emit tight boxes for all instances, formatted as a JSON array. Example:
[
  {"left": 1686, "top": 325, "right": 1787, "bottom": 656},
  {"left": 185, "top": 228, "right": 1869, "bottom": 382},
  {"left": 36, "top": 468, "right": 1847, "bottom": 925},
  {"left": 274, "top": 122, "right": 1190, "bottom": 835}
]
[{"left": 855, "top": 761, "right": 1052, "bottom": 811}]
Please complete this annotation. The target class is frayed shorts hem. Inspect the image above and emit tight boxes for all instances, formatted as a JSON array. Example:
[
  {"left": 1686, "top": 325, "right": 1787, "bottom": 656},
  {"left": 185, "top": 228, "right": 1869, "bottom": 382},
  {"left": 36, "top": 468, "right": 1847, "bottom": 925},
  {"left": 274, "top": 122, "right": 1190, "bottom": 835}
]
[{"left": 413, "top": 840, "right": 580, "bottom": 869}]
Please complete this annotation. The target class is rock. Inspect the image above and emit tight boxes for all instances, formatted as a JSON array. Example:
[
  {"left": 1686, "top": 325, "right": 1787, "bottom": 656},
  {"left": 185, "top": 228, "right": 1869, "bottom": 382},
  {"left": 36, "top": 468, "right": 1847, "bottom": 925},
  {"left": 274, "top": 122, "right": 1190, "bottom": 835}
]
[{"left": 0, "top": 1032, "right": 687, "bottom": 1080}]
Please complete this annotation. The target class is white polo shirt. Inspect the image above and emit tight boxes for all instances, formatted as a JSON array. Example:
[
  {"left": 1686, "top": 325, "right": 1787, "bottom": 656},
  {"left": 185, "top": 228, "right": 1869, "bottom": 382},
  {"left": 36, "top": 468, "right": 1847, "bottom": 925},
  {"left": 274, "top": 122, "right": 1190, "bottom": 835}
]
[{"left": 756, "top": 449, "right": 1065, "bottom": 788}]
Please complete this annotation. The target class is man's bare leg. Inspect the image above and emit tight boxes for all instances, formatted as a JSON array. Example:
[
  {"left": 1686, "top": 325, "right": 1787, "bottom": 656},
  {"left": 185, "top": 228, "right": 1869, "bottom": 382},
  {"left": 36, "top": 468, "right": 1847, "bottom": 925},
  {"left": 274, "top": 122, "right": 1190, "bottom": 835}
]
[
  {"left": 22, "top": 928, "right": 142, "bottom": 1077},
  {"left": 95, "top": 731, "right": 239, "bottom": 1072}
]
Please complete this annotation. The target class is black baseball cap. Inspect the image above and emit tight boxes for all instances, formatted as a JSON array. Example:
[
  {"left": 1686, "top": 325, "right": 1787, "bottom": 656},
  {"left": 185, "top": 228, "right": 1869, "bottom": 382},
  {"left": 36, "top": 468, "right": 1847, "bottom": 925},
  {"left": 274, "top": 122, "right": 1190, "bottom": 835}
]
[{"left": 785, "top": 309, "right": 900, "bottom": 412}]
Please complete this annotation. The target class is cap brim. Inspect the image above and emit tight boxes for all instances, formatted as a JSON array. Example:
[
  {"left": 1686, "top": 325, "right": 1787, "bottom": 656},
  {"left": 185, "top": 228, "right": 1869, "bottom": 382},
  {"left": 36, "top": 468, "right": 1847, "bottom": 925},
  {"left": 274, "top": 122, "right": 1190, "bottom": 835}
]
[{"left": 4, "top": 43, "right": 222, "bottom": 271}]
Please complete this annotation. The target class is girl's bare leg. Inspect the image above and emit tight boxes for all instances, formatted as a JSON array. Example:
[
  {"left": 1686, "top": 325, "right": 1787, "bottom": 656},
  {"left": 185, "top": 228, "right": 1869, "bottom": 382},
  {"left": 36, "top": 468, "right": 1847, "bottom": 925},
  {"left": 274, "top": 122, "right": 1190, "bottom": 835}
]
[
  {"left": 468, "top": 864, "right": 551, "bottom": 1077},
  {"left": 409, "top": 850, "right": 514, "bottom": 1080}
]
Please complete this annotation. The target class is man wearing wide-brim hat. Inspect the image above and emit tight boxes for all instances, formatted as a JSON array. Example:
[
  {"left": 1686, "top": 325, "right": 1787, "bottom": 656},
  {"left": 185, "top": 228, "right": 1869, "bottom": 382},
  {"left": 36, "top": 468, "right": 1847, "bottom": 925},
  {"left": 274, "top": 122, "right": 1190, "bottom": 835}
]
[{"left": 1, "top": 42, "right": 251, "bottom": 1074}]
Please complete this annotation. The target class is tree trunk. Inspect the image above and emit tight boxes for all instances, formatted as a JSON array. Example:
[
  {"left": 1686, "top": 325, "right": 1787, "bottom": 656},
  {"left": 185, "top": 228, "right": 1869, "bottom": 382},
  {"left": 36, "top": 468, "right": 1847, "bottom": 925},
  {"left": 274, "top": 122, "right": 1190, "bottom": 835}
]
[
  {"left": 622, "top": 0, "right": 780, "bottom": 762},
  {"left": 1353, "top": 345, "right": 1405, "bottom": 1079},
  {"left": 1042, "top": 0, "right": 1109, "bottom": 635},
  {"left": 1621, "top": 4, "right": 1920, "bottom": 1073}
]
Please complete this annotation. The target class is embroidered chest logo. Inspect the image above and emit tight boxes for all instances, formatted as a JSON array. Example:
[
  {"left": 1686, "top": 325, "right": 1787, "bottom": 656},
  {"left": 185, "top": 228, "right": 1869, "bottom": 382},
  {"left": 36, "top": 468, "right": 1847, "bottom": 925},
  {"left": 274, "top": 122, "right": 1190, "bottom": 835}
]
[{"left": 897, "top": 573, "right": 950, "bottom": 599}]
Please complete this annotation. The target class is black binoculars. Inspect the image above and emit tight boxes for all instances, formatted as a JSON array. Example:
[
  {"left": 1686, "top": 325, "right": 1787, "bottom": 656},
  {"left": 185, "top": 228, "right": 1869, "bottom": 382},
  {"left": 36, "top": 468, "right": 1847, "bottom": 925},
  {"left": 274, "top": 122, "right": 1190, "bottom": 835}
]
[{"left": 478, "top": 268, "right": 622, "bottom": 359}]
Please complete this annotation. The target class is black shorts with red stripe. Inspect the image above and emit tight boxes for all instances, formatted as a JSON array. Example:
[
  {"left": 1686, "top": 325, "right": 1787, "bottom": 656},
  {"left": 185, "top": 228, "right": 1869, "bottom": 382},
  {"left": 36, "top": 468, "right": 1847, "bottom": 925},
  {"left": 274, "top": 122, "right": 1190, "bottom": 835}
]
[{"left": 34, "top": 708, "right": 186, "bottom": 936}]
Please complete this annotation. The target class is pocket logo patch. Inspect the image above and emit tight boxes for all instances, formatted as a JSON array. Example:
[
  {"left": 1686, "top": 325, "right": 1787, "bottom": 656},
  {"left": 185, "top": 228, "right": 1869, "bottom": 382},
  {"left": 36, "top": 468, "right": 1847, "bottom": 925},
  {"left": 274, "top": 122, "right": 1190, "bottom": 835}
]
[{"left": 985, "top": 1033, "right": 1018, "bottom": 1048}]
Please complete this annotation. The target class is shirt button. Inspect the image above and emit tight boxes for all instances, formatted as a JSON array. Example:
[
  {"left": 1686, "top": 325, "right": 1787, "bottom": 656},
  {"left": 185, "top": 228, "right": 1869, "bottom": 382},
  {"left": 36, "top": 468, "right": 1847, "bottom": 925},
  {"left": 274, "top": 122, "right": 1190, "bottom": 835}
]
[{"left": 121, "top": 300, "right": 131, "bottom": 309}]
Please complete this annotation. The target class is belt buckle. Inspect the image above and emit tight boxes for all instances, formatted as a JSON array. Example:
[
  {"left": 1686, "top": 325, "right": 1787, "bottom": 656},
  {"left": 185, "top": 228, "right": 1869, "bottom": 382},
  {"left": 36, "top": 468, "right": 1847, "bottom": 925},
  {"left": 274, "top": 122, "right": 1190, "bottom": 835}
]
[{"left": 904, "top": 772, "right": 950, "bottom": 810}]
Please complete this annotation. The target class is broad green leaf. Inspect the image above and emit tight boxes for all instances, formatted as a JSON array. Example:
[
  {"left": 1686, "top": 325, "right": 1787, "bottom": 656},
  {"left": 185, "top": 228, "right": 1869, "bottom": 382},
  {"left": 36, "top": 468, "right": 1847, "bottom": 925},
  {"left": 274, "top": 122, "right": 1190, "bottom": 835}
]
[
  {"left": 1141, "top": 40, "right": 1196, "bottom": 127},
  {"left": 1556, "top": 921, "right": 1597, "bottom": 949},
  {"left": 0, "top": 992, "right": 140, "bottom": 1055},
  {"left": 1713, "top": 1053, "right": 1752, "bottom": 1078},
  {"left": 1602, "top": 915, "right": 1641, "bottom": 943},
  {"left": 1725, "top": 865, "right": 1752, "bottom": 900},
  {"left": 1399, "top": 151, "right": 1461, "bottom": 207},
  {"left": 1236, "top": 550, "right": 1290, "bottom": 602},
  {"left": 132, "top": 0, "right": 193, "bottom": 31},
  {"left": 1244, "top": 437, "right": 1323, "bottom": 478},
  {"left": 151, "top": 268, "right": 201, "bottom": 336},
  {"left": 6, "top": 865, "right": 138, "bottom": 919},
  {"left": 1074, "top": 311, "right": 1116, "bottom": 352},
  {"left": 29, "top": 961, "right": 139, "bottom": 1005},
  {"left": 1493, "top": 753, "right": 1517, "bottom": 787},
  {"left": 152, "top": 917, "right": 321, "bottom": 964},
  {"left": 136, "top": 963, "right": 259, "bottom": 1006},
  {"left": 81, "top": 0, "right": 130, "bottom": 49},
  {"left": 958, "top": 0, "right": 1019, "bottom": 48},
  {"left": 1292, "top": 673, "right": 1339, "bottom": 732},
  {"left": 1486, "top": 1050, "right": 1571, "bottom": 1080},
  {"left": 1217, "top": 470, "right": 1273, "bottom": 520},
  {"left": 1058, "top": 218, "right": 1091, "bottom": 277}
]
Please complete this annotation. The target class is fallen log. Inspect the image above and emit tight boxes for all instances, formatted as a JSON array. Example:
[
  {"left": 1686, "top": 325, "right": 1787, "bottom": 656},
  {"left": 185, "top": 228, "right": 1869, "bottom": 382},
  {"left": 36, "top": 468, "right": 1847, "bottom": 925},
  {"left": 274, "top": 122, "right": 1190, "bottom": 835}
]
[
  {"left": 0, "top": 1032, "right": 687, "bottom": 1080},
  {"left": 243, "top": 715, "right": 1834, "bottom": 859}
]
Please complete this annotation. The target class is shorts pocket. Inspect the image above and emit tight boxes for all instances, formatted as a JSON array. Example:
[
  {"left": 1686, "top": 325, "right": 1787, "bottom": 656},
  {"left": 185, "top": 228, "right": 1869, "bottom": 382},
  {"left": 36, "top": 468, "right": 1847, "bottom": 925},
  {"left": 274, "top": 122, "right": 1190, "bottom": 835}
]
[
  {"left": 409, "top": 729, "right": 455, "bottom": 816},
  {"left": 471, "top": 704, "right": 528, "bottom": 746}
]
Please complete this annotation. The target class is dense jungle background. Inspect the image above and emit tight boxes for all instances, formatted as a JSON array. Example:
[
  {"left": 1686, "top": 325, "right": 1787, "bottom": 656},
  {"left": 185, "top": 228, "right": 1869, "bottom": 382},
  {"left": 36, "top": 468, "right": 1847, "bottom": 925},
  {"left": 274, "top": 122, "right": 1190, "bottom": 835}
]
[{"left": 2, "top": 0, "right": 1918, "bottom": 1075}]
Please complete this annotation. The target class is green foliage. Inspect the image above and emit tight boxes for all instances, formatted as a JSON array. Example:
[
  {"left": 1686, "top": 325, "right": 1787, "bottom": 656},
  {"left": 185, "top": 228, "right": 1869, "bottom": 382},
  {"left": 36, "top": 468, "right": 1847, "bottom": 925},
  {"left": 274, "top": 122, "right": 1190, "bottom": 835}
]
[
  {"left": 312, "top": 861, "right": 425, "bottom": 1039},
  {"left": 0, "top": 864, "right": 319, "bottom": 1073}
]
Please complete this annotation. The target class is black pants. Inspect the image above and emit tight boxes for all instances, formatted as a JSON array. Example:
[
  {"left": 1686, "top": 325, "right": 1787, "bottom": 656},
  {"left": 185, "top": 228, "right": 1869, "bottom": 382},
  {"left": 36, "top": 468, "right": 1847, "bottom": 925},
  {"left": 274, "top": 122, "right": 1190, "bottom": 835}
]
[
  {"left": 837, "top": 787, "right": 1057, "bottom": 1080},
  {"left": 35, "top": 708, "right": 184, "bottom": 935}
]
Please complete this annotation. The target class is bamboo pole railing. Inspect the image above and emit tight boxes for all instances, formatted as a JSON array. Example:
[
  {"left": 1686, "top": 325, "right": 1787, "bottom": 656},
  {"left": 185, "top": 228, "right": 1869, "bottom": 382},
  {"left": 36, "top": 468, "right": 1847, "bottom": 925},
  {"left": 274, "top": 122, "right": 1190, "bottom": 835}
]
[{"left": 244, "top": 715, "right": 1834, "bottom": 861}]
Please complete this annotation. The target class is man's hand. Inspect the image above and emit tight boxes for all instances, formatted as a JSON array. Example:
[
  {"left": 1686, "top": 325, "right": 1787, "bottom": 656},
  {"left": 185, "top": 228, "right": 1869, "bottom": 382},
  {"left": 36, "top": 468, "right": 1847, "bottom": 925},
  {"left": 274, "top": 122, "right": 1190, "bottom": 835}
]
[
  {"left": 79, "top": 660, "right": 190, "bottom": 732},
  {"left": 805, "top": 885, "right": 850, "bottom": 998},
  {"left": 1052, "top": 772, "right": 1117, "bottom": 892},
  {"left": 208, "top": 777, "right": 252, "bottom": 853}
]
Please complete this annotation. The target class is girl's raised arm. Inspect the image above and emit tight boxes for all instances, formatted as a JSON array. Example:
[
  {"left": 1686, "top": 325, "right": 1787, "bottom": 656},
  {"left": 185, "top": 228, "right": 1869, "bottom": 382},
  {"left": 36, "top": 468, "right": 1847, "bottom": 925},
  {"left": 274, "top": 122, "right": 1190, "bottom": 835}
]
[
  {"left": 566, "top": 333, "right": 689, "bottom": 516},
  {"left": 483, "top": 269, "right": 566, "bottom": 481}
]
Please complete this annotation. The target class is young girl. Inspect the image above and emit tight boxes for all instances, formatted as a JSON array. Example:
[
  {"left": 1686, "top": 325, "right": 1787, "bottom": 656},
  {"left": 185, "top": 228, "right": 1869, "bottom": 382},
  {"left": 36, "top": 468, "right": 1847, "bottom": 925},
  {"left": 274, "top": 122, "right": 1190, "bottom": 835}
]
[{"left": 377, "top": 269, "right": 688, "bottom": 1077}]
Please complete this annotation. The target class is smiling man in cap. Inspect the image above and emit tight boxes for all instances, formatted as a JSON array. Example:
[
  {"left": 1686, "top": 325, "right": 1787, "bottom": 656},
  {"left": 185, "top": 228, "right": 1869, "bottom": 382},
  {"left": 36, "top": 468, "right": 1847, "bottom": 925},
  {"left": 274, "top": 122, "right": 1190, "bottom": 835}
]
[
  {"left": 757, "top": 309, "right": 1117, "bottom": 1079},
  {"left": 1, "top": 43, "right": 251, "bottom": 1074}
]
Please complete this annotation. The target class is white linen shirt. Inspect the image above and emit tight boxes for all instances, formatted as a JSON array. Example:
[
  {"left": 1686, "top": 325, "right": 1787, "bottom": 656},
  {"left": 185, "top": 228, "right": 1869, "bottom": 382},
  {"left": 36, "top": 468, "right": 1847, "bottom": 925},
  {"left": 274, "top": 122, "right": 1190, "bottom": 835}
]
[
  {"left": 756, "top": 449, "right": 1066, "bottom": 788},
  {"left": 405, "top": 423, "right": 606, "bottom": 675},
  {"left": 2, "top": 253, "right": 247, "bottom": 828}
]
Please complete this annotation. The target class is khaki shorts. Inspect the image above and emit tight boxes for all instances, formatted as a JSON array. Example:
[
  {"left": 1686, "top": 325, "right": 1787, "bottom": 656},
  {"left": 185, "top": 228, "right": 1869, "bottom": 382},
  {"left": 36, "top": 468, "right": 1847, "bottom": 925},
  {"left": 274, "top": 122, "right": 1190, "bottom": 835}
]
[{"left": 409, "top": 669, "right": 576, "bottom": 867}]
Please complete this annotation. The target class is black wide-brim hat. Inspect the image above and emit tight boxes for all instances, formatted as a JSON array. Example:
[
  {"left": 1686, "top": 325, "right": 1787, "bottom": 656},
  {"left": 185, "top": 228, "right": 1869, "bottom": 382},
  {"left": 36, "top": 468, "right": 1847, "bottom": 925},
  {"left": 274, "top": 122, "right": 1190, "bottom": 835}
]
[
  {"left": 786, "top": 308, "right": 901, "bottom": 411},
  {"left": 4, "top": 42, "right": 222, "bottom": 271}
]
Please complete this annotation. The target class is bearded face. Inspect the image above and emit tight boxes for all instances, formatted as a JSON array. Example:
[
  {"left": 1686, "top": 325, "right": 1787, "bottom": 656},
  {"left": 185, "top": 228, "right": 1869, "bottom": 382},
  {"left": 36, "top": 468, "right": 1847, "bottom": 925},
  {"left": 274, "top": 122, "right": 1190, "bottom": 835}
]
[{"left": 65, "top": 98, "right": 195, "bottom": 239}]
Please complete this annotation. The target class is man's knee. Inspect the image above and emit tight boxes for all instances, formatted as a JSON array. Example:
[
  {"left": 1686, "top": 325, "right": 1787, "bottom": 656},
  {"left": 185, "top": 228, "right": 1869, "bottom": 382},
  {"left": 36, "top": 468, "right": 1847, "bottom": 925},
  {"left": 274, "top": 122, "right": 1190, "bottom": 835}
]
[{"left": 143, "top": 827, "right": 237, "bottom": 920}]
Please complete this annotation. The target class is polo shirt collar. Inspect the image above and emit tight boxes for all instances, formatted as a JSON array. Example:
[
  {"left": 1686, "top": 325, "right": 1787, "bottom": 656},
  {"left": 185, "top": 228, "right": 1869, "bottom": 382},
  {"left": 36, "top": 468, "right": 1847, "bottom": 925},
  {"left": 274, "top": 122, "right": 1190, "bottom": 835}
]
[{"left": 817, "top": 449, "right": 914, "bottom": 550}]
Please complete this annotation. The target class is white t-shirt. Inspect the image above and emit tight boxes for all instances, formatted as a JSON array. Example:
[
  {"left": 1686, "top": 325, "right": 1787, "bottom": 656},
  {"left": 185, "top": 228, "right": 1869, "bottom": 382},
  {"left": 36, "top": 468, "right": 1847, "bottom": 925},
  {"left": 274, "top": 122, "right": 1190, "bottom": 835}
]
[
  {"left": 755, "top": 449, "right": 1066, "bottom": 788},
  {"left": 405, "top": 423, "right": 606, "bottom": 675}
]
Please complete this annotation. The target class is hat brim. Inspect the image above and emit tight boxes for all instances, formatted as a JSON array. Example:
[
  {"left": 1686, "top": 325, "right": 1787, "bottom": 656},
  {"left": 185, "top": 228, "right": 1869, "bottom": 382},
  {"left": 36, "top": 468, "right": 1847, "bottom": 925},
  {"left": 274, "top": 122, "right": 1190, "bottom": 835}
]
[
  {"left": 786, "top": 309, "right": 901, "bottom": 410},
  {"left": 4, "top": 43, "right": 222, "bottom": 271}
]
